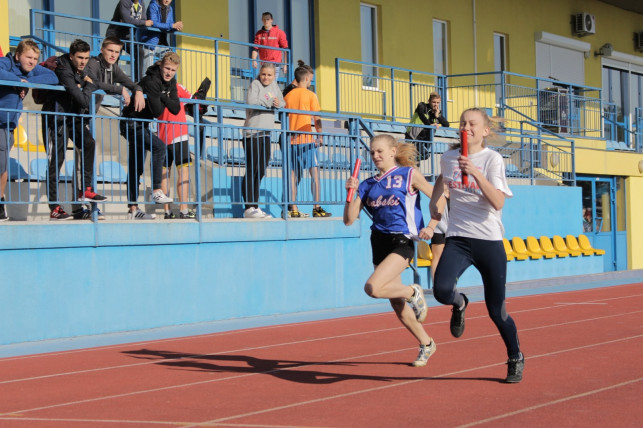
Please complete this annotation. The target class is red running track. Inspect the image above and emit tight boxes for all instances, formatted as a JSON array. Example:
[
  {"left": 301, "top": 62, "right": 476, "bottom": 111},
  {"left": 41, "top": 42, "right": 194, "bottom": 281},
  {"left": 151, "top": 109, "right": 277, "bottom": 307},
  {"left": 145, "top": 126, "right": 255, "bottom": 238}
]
[{"left": 0, "top": 283, "right": 642, "bottom": 427}]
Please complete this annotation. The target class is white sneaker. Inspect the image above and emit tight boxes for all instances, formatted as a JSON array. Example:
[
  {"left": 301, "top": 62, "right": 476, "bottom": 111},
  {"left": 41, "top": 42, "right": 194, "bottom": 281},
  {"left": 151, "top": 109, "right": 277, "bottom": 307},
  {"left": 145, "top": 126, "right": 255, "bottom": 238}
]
[
  {"left": 152, "top": 191, "right": 172, "bottom": 204},
  {"left": 129, "top": 208, "right": 156, "bottom": 220},
  {"left": 244, "top": 207, "right": 273, "bottom": 219}
]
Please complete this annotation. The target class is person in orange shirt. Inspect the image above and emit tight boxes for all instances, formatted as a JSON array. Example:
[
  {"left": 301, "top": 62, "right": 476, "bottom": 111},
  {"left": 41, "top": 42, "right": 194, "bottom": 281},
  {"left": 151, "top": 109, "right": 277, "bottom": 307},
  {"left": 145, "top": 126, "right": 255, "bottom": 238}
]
[{"left": 283, "top": 62, "right": 331, "bottom": 218}]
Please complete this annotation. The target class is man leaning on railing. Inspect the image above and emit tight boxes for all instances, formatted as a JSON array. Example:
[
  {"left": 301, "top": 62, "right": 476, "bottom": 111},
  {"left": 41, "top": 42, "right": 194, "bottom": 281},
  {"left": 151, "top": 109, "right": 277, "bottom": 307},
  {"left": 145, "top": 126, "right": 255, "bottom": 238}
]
[
  {"left": 42, "top": 39, "right": 107, "bottom": 221},
  {"left": 0, "top": 39, "right": 58, "bottom": 222}
]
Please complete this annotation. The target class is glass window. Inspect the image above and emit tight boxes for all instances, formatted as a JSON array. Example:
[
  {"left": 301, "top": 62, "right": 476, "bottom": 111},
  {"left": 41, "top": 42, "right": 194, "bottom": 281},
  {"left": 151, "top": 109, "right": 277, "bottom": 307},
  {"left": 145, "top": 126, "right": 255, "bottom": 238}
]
[
  {"left": 8, "top": 0, "right": 43, "bottom": 40},
  {"left": 360, "top": 4, "right": 377, "bottom": 87},
  {"left": 433, "top": 20, "right": 447, "bottom": 75},
  {"left": 290, "top": 0, "right": 311, "bottom": 67},
  {"left": 595, "top": 181, "right": 612, "bottom": 233},
  {"left": 494, "top": 33, "right": 506, "bottom": 105},
  {"left": 615, "top": 177, "right": 626, "bottom": 232}
]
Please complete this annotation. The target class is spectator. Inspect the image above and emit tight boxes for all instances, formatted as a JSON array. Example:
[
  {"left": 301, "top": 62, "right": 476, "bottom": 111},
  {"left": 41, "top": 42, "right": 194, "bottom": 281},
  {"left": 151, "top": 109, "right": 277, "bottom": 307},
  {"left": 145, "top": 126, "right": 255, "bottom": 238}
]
[
  {"left": 44, "top": 39, "right": 107, "bottom": 221},
  {"left": 105, "top": 0, "right": 153, "bottom": 61},
  {"left": 283, "top": 62, "right": 330, "bottom": 218},
  {"left": 251, "top": 12, "right": 288, "bottom": 79},
  {"left": 242, "top": 62, "right": 285, "bottom": 219},
  {"left": 583, "top": 207, "right": 592, "bottom": 232},
  {"left": 406, "top": 92, "right": 449, "bottom": 160},
  {"left": 140, "top": 0, "right": 183, "bottom": 75},
  {"left": 0, "top": 39, "right": 58, "bottom": 222},
  {"left": 86, "top": 36, "right": 145, "bottom": 113},
  {"left": 120, "top": 51, "right": 178, "bottom": 220},
  {"left": 157, "top": 82, "right": 195, "bottom": 219},
  {"left": 282, "top": 60, "right": 312, "bottom": 98}
]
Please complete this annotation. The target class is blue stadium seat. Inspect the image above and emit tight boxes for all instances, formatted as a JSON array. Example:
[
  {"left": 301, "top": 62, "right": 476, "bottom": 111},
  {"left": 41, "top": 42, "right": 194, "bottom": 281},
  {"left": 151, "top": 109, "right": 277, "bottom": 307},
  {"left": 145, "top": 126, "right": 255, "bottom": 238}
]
[
  {"left": 60, "top": 159, "right": 75, "bottom": 181},
  {"left": 29, "top": 158, "right": 48, "bottom": 181},
  {"left": 270, "top": 148, "right": 283, "bottom": 167},
  {"left": 435, "top": 127, "right": 460, "bottom": 139},
  {"left": 318, "top": 152, "right": 332, "bottom": 168},
  {"left": 506, "top": 163, "right": 527, "bottom": 178},
  {"left": 332, "top": 153, "right": 350, "bottom": 169},
  {"left": 8, "top": 157, "right": 29, "bottom": 181},
  {"left": 228, "top": 146, "right": 246, "bottom": 164},
  {"left": 205, "top": 145, "right": 226, "bottom": 163},
  {"left": 97, "top": 161, "right": 127, "bottom": 183}
]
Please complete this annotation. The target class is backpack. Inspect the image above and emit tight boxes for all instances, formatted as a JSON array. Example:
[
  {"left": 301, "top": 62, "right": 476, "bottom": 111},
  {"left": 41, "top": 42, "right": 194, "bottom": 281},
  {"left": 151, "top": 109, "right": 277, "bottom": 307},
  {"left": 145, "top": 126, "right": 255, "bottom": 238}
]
[{"left": 32, "top": 55, "right": 59, "bottom": 105}]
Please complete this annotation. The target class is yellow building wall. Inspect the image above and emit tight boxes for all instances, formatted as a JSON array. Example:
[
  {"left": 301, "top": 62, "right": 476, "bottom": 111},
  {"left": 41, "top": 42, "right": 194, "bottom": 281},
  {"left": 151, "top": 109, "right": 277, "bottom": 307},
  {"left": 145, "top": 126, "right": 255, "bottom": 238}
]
[
  {"left": 0, "top": 0, "right": 8, "bottom": 53},
  {"left": 576, "top": 148, "right": 643, "bottom": 177},
  {"left": 626, "top": 177, "right": 643, "bottom": 269}
]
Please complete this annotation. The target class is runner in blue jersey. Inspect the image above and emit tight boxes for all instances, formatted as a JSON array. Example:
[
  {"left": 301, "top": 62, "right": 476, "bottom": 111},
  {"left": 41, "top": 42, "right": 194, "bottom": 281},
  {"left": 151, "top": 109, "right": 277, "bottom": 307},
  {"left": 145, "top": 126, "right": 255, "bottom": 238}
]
[{"left": 344, "top": 134, "right": 445, "bottom": 367}]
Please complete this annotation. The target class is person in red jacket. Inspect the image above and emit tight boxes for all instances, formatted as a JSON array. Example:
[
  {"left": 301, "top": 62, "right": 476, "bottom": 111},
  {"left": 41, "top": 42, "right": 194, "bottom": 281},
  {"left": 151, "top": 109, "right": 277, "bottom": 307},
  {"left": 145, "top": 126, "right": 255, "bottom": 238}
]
[{"left": 251, "top": 12, "right": 288, "bottom": 79}]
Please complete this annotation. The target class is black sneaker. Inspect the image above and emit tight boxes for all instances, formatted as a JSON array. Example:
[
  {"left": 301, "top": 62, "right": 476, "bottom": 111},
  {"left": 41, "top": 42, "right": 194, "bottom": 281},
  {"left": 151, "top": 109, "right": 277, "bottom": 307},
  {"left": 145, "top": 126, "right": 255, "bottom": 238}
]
[
  {"left": 50, "top": 206, "right": 72, "bottom": 221},
  {"left": 72, "top": 208, "right": 91, "bottom": 220},
  {"left": 179, "top": 210, "right": 196, "bottom": 219},
  {"left": 312, "top": 206, "right": 331, "bottom": 217},
  {"left": 450, "top": 293, "right": 469, "bottom": 338},
  {"left": 505, "top": 354, "right": 525, "bottom": 383},
  {"left": 164, "top": 211, "right": 176, "bottom": 219},
  {"left": 0, "top": 197, "right": 7, "bottom": 222}
]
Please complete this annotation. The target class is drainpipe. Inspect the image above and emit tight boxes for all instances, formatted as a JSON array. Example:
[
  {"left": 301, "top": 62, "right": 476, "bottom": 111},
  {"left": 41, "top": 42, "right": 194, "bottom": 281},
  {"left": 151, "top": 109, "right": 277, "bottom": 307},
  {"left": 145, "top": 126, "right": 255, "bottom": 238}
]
[{"left": 473, "top": 0, "right": 478, "bottom": 105}]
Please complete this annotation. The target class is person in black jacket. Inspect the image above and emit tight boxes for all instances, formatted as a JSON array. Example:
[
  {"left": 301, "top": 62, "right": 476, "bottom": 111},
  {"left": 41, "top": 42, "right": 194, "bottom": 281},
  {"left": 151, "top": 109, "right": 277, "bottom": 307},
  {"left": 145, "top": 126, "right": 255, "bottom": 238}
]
[
  {"left": 120, "top": 51, "right": 179, "bottom": 220},
  {"left": 86, "top": 36, "right": 145, "bottom": 113},
  {"left": 405, "top": 92, "right": 449, "bottom": 161},
  {"left": 44, "top": 39, "right": 107, "bottom": 221}
]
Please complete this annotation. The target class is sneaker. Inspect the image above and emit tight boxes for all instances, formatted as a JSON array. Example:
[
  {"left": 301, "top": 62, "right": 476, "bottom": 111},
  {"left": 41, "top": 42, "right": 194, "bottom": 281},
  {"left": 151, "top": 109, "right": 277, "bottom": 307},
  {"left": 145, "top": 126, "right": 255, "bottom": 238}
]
[
  {"left": 179, "top": 210, "right": 196, "bottom": 219},
  {"left": 505, "top": 354, "right": 525, "bottom": 383},
  {"left": 244, "top": 207, "right": 272, "bottom": 219},
  {"left": 50, "top": 206, "right": 72, "bottom": 221},
  {"left": 0, "top": 197, "right": 7, "bottom": 222},
  {"left": 407, "top": 284, "right": 428, "bottom": 323},
  {"left": 312, "top": 206, "right": 331, "bottom": 217},
  {"left": 288, "top": 210, "right": 310, "bottom": 218},
  {"left": 450, "top": 293, "right": 469, "bottom": 338},
  {"left": 73, "top": 207, "right": 106, "bottom": 220},
  {"left": 152, "top": 190, "right": 172, "bottom": 204},
  {"left": 164, "top": 211, "right": 176, "bottom": 219},
  {"left": 128, "top": 208, "right": 156, "bottom": 220},
  {"left": 412, "top": 340, "right": 437, "bottom": 367},
  {"left": 78, "top": 187, "right": 108, "bottom": 202}
]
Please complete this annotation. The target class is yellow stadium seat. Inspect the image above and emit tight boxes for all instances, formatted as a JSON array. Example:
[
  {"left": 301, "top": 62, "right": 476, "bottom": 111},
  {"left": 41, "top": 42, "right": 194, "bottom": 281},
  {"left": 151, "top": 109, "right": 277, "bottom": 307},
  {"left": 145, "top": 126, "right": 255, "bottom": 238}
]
[
  {"left": 512, "top": 237, "right": 542, "bottom": 259},
  {"left": 415, "top": 241, "right": 432, "bottom": 267},
  {"left": 539, "top": 236, "right": 567, "bottom": 258},
  {"left": 502, "top": 238, "right": 515, "bottom": 261},
  {"left": 578, "top": 234, "right": 606, "bottom": 256},
  {"left": 14, "top": 124, "right": 45, "bottom": 153},
  {"left": 526, "top": 236, "right": 556, "bottom": 259},
  {"left": 566, "top": 234, "right": 593, "bottom": 256},
  {"left": 553, "top": 235, "right": 580, "bottom": 257}
]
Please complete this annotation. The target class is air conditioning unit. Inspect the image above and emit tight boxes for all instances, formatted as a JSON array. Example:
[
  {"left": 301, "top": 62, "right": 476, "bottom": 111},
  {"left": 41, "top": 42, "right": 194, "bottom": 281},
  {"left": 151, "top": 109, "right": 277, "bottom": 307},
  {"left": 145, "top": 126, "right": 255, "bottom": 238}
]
[
  {"left": 573, "top": 13, "right": 596, "bottom": 36},
  {"left": 636, "top": 32, "right": 643, "bottom": 52}
]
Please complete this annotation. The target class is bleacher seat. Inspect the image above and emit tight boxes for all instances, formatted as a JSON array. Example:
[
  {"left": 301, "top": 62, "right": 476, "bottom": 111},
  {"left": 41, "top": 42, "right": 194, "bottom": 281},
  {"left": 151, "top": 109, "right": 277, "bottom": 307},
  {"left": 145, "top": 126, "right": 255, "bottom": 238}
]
[
  {"left": 512, "top": 237, "right": 542, "bottom": 259},
  {"left": 318, "top": 152, "right": 332, "bottom": 169},
  {"left": 565, "top": 234, "right": 593, "bottom": 256},
  {"left": 59, "top": 159, "right": 75, "bottom": 182},
  {"left": 222, "top": 108, "right": 246, "bottom": 120},
  {"left": 332, "top": 153, "right": 350, "bottom": 169},
  {"left": 97, "top": 161, "right": 127, "bottom": 183},
  {"left": 391, "top": 124, "right": 406, "bottom": 134},
  {"left": 228, "top": 147, "right": 246, "bottom": 164},
  {"left": 205, "top": 145, "right": 226, "bottom": 164},
  {"left": 526, "top": 236, "right": 556, "bottom": 259},
  {"left": 8, "top": 157, "right": 30, "bottom": 181},
  {"left": 29, "top": 158, "right": 48, "bottom": 181},
  {"left": 435, "top": 127, "right": 460, "bottom": 139},
  {"left": 506, "top": 163, "right": 527, "bottom": 178},
  {"left": 553, "top": 235, "right": 581, "bottom": 256},
  {"left": 370, "top": 122, "right": 392, "bottom": 132},
  {"left": 578, "top": 234, "right": 606, "bottom": 256},
  {"left": 270, "top": 148, "right": 283, "bottom": 167},
  {"left": 503, "top": 238, "right": 528, "bottom": 261},
  {"left": 539, "top": 236, "right": 568, "bottom": 258},
  {"left": 415, "top": 240, "right": 432, "bottom": 267}
]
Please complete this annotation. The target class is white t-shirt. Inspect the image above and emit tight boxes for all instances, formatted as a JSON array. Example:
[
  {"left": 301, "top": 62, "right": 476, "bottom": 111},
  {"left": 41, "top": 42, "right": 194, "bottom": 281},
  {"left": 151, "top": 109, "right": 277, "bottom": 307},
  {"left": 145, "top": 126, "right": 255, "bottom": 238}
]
[{"left": 440, "top": 147, "right": 512, "bottom": 240}]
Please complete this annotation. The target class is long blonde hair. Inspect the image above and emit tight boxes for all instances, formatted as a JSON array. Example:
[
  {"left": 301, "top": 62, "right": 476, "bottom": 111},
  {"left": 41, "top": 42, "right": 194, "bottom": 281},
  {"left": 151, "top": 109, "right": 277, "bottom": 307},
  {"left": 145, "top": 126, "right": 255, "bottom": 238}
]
[
  {"left": 450, "top": 107, "right": 499, "bottom": 150},
  {"left": 371, "top": 134, "right": 418, "bottom": 168}
]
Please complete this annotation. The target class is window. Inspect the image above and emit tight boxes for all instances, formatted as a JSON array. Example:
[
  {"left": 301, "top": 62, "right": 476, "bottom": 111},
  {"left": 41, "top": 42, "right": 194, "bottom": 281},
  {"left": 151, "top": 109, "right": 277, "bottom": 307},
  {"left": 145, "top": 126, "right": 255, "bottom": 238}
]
[
  {"left": 433, "top": 20, "right": 447, "bottom": 75},
  {"left": 360, "top": 4, "right": 377, "bottom": 87}
]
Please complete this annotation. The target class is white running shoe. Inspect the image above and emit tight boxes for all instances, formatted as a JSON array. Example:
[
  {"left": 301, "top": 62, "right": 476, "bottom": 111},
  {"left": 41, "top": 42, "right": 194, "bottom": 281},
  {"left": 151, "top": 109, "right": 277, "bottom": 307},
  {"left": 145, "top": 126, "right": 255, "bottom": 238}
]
[
  {"left": 244, "top": 207, "right": 273, "bottom": 218},
  {"left": 152, "top": 190, "right": 172, "bottom": 204},
  {"left": 407, "top": 284, "right": 428, "bottom": 323},
  {"left": 129, "top": 208, "right": 156, "bottom": 220},
  {"left": 412, "top": 340, "right": 437, "bottom": 367}
]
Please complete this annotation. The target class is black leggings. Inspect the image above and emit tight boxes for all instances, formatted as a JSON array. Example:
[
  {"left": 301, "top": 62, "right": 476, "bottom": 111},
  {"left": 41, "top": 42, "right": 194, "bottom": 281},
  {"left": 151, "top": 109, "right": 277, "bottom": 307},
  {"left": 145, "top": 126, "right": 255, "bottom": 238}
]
[
  {"left": 433, "top": 236, "right": 521, "bottom": 359},
  {"left": 241, "top": 133, "right": 271, "bottom": 210}
]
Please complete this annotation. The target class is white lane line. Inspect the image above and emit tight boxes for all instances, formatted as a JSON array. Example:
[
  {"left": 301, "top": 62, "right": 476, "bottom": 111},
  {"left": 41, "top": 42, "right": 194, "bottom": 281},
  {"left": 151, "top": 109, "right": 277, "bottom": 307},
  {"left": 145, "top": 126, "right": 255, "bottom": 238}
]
[{"left": 456, "top": 377, "right": 643, "bottom": 428}]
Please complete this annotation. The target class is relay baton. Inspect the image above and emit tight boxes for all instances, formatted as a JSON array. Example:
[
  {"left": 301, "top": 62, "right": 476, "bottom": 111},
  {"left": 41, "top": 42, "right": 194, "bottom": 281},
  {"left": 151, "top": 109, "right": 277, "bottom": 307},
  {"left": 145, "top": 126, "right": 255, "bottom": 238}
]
[
  {"left": 346, "top": 158, "right": 362, "bottom": 202},
  {"left": 460, "top": 130, "right": 468, "bottom": 186}
]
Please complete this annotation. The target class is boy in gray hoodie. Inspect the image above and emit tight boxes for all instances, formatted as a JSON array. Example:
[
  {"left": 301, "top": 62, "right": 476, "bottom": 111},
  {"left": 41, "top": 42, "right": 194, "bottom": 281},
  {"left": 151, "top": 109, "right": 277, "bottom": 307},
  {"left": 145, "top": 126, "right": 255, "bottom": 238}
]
[{"left": 242, "top": 63, "right": 285, "bottom": 219}]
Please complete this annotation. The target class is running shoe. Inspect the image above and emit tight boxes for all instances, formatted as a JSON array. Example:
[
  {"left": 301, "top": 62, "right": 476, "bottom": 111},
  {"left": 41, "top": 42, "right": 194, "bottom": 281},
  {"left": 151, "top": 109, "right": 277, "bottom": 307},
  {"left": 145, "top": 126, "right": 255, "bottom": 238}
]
[
  {"left": 73, "top": 208, "right": 106, "bottom": 220},
  {"left": 312, "top": 206, "right": 331, "bottom": 217},
  {"left": 152, "top": 190, "right": 172, "bottom": 204},
  {"left": 244, "top": 207, "right": 272, "bottom": 218},
  {"left": 50, "top": 205, "right": 72, "bottom": 221},
  {"left": 0, "top": 197, "right": 7, "bottom": 222},
  {"left": 412, "top": 340, "right": 437, "bottom": 367},
  {"left": 505, "top": 354, "right": 525, "bottom": 383},
  {"left": 128, "top": 208, "right": 156, "bottom": 220},
  {"left": 179, "top": 210, "right": 196, "bottom": 219},
  {"left": 407, "top": 284, "right": 428, "bottom": 322},
  {"left": 164, "top": 211, "right": 176, "bottom": 219},
  {"left": 450, "top": 293, "right": 469, "bottom": 338},
  {"left": 78, "top": 187, "right": 108, "bottom": 202},
  {"left": 288, "top": 210, "right": 310, "bottom": 218}
]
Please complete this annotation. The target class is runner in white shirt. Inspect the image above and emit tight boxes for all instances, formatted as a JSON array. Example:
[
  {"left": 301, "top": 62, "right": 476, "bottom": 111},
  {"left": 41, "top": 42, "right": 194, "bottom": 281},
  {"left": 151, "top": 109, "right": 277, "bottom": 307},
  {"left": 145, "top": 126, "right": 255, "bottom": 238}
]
[{"left": 429, "top": 108, "right": 524, "bottom": 383}]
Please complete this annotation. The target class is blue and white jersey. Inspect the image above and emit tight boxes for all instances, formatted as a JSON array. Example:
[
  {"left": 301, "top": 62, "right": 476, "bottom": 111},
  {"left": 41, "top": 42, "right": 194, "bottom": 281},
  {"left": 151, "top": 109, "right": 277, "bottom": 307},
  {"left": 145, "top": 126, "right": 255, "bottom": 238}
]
[{"left": 358, "top": 166, "right": 424, "bottom": 238}]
